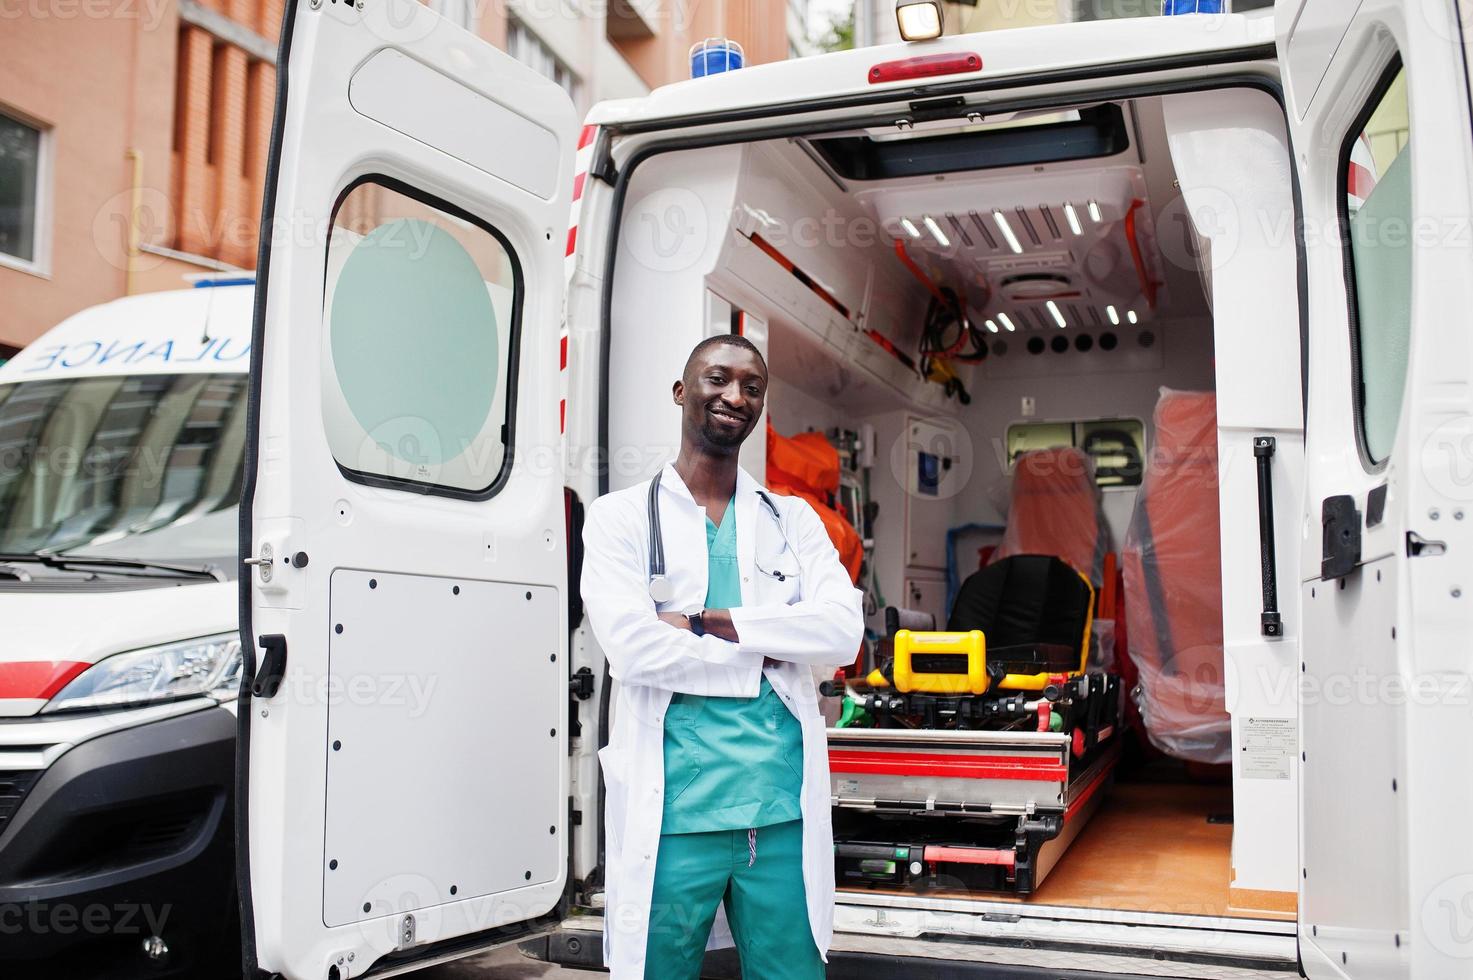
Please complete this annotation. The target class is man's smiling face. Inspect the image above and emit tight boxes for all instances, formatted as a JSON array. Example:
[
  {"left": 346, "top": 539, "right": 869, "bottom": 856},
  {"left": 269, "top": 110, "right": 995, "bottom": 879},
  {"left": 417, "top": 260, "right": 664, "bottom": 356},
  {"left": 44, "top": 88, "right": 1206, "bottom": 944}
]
[{"left": 674, "top": 341, "right": 768, "bottom": 453}]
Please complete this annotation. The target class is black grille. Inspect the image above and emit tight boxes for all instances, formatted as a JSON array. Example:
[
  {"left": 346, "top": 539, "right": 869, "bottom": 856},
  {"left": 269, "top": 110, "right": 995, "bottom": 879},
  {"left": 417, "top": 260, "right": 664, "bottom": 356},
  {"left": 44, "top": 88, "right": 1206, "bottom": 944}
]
[
  {"left": 0, "top": 769, "right": 43, "bottom": 835},
  {"left": 910, "top": 653, "right": 971, "bottom": 674}
]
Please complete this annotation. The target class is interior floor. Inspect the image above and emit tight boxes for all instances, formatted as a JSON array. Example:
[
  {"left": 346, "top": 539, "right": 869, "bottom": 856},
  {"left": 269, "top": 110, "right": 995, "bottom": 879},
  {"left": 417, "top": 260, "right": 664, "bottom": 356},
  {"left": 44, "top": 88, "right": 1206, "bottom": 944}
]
[{"left": 838, "top": 780, "right": 1294, "bottom": 922}]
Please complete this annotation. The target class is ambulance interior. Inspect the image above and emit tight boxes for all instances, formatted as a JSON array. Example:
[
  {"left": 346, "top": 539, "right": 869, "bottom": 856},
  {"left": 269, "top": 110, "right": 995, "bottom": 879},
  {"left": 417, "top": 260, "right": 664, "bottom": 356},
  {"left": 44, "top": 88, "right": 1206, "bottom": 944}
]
[{"left": 606, "top": 84, "right": 1303, "bottom": 942}]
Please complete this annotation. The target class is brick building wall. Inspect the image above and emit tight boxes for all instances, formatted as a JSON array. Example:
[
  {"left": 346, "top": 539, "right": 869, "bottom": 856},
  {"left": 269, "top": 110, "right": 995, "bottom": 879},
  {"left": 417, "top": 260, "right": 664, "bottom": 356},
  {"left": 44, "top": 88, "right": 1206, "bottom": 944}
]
[{"left": 0, "top": 0, "right": 789, "bottom": 351}]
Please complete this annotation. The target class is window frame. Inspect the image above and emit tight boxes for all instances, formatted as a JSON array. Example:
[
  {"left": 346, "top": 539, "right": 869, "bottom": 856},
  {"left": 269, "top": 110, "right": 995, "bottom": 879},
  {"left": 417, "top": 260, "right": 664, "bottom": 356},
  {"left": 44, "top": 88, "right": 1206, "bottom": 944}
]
[
  {"left": 0, "top": 106, "right": 53, "bottom": 278},
  {"left": 322, "top": 173, "right": 527, "bottom": 503},
  {"left": 1004, "top": 415, "right": 1148, "bottom": 490},
  {"left": 1334, "top": 53, "right": 1408, "bottom": 472}
]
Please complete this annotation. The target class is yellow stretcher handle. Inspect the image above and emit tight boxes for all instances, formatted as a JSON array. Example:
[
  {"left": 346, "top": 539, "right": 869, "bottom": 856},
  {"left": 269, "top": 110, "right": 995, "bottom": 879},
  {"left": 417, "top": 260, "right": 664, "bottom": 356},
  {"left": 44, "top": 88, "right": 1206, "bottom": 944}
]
[{"left": 892, "top": 629, "right": 989, "bottom": 695}]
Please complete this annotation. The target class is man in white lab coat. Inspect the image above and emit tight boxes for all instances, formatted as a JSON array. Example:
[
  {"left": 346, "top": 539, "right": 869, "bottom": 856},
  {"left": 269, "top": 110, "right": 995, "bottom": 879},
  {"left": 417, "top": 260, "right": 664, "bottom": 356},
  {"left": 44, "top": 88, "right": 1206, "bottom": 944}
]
[{"left": 582, "top": 335, "right": 864, "bottom": 979}]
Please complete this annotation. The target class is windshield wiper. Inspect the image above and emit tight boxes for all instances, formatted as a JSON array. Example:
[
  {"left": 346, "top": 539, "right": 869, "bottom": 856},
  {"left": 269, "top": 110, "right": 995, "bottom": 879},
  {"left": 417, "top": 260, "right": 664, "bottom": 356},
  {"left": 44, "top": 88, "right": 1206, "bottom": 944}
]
[{"left": 0, "top": 552, "right": 227, "bottom": 582}]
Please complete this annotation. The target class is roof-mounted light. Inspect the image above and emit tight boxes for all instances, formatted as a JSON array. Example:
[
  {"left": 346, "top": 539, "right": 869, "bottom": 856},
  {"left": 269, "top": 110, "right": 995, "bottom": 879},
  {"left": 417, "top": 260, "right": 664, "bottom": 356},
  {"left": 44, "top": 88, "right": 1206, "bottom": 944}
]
[
  {"left": 1046, "top": 300, "right": 1067, "bottom": 328},
  {"left": 1063, "top": 203, "right": 1083, "bottom": 236},
  {"left": 992, "top": 210, "right": 1023, "bottom": 255},
  {"left": 922, "top": 215, "right": 950, "bottom": 247},
  {"left": 895, "top": 0, "right": 944, "bottom": 41},
  {"left": 899, "top": 217, "right": 921, "bottom": 239}
]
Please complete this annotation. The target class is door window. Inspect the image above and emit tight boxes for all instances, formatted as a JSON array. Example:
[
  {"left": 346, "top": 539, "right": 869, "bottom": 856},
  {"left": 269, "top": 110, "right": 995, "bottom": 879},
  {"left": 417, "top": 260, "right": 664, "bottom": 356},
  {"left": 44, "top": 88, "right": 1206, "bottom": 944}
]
[
  {"left": 1341, "top": 59, "right": 1411, "bottom": 464},
  {"left": 322, "top": 178, "right": 522, "bottom": 497}
]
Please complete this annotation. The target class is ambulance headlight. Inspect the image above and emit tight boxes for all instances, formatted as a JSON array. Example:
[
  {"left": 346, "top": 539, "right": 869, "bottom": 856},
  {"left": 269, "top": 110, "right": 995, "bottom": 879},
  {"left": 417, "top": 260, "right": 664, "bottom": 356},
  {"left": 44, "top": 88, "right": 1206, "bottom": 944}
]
[
  {"left": 42, "top": 634, "right": 244, "bottom": 713},
  {"left": 896, "top": 0, "right": 944, "bottom": 41}
]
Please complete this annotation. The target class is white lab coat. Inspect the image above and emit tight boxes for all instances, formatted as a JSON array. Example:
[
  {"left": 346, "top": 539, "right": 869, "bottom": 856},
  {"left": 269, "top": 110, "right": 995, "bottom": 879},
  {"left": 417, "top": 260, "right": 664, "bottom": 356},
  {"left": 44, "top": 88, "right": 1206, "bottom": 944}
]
[{"left": 581, "top": 462, "right": 864, "bottom": 978}]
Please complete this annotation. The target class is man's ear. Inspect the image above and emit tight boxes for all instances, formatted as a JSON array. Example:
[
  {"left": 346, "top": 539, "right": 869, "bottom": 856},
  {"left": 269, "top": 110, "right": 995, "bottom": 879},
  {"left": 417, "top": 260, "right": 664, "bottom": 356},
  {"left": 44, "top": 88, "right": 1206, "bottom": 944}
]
[{"left": 672, "top": 379, "right": 685, "bottom": 405}]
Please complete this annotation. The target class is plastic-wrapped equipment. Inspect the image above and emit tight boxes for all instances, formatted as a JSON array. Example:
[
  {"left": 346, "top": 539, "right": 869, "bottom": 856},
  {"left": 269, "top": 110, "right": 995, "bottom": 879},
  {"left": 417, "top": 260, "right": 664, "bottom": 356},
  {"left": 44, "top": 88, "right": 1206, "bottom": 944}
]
[
  {"left": 766, "top": 421, "right": 863, "bottom": 582},
  {"left": 1122, "top": 389, "right": 1229, "bottom": 764},
  {"left": 993, "top": 447, "right": 1110, "bottom": 588}
]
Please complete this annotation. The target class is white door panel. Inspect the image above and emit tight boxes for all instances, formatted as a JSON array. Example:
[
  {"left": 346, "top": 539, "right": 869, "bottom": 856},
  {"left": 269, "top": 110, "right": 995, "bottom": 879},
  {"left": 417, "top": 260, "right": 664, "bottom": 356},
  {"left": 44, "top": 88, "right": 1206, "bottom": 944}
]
[
  {"left": 1280, "top": 0, "right": 1473, "bottom": 975},
  {"left": 240, "top": 2, "right": 577, "bottom": 977}
]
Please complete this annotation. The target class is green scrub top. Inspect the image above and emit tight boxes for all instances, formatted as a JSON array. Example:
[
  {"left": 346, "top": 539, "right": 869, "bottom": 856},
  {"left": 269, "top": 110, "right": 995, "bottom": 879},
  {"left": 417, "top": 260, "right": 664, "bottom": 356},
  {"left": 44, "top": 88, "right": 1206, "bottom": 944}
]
[{"left": 661, "top": 498, "right": 805, "bottom": 835}]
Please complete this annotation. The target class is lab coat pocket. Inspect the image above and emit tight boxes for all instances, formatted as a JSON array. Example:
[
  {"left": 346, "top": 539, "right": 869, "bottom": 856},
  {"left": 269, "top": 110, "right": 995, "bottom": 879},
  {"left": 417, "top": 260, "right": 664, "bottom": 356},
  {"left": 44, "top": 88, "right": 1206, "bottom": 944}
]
[{"left": 753, "top": 567, "right": 802, "bottom": 606}]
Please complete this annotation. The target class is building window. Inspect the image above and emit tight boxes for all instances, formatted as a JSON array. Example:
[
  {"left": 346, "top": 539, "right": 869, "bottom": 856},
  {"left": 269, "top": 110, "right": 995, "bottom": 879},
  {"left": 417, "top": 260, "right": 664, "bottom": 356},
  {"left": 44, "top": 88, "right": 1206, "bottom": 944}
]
[
  {"left": 0, "top": 110, "right": 49, "bottom": 272},
  {"left": 428, "top": 0, "right": 476, "bottom": 31},
  {"left": 1341, "top": 58, "right": 1411, "bottom": 465},
  {"left": 507, "top": 19, "right": 578, "bottom": 101}
]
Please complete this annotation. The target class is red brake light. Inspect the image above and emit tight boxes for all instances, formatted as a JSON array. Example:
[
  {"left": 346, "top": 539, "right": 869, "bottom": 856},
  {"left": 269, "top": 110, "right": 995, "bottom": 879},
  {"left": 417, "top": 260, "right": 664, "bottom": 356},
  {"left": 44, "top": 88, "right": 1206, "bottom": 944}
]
[{"left": 868, "top": 52, "right": 982, "bottom": 85}]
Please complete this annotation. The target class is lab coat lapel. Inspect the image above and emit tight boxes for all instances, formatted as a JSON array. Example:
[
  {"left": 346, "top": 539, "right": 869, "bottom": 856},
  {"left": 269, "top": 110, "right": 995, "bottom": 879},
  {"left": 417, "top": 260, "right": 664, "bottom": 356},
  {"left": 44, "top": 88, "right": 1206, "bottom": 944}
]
[
  {"left": 734, "top": 467, "right": 760, "bottom": 606},
  {"left": 657, "top": 463, "right": 707, "bottom": 609}
]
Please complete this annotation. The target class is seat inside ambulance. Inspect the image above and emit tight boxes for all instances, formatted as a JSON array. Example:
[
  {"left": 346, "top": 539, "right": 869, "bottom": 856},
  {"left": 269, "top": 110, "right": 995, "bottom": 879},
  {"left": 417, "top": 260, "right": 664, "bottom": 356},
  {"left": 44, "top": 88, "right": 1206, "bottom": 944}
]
[
  {"left": 1123, "top": 389, "right": 1230, "bottom": 765},
  {"left": 605, "top": 81, "right": 1299, "bottom": 924},
  {"left": 991, "top": 446, "right": 1109, "bottom": 589}
]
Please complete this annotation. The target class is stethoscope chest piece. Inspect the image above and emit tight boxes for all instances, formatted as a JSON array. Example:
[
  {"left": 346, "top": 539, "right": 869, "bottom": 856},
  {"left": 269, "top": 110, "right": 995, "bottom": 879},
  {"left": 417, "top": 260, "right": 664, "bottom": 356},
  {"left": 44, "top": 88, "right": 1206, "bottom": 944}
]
[{"left": 648, "top": 574, "right": 674, "bottom": 604}]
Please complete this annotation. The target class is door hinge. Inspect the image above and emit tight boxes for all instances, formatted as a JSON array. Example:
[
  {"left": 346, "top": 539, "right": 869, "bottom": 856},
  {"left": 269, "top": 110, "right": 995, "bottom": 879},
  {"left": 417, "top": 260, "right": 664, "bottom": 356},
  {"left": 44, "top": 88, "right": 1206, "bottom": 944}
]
[
  {"left": 1321, "top": 494, "right": 1362, "bottom": 580},
  {"left": 570, "top": 666, "right": 595, "bottom": 700},
  {"left": 252, "top": 634, "right": 288, "bottom": 698}
]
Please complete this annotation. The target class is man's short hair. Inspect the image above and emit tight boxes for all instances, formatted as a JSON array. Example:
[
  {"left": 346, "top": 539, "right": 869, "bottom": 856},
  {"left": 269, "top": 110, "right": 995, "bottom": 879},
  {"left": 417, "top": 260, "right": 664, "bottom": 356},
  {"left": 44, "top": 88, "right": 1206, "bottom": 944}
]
[{"left": 683, "top": 334, "right": 767, "bottom": 379}]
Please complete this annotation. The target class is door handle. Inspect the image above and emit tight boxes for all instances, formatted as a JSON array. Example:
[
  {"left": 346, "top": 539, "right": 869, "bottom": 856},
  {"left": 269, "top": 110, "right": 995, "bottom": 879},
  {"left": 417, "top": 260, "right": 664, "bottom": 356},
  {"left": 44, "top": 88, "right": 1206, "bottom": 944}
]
[
  {"left": 1253, "top": 436, "right": 1283, "bottom": 637},
  {"left": 252, "top": 634, "right": 288, "bottom": 699}
]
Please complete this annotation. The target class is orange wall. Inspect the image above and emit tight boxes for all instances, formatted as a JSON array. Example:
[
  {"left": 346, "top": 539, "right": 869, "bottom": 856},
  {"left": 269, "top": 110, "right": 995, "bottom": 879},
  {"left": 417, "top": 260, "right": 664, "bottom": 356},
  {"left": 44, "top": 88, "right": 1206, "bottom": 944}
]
[{"left": 0, "top": 7, "right": 179, "bottom": 349}]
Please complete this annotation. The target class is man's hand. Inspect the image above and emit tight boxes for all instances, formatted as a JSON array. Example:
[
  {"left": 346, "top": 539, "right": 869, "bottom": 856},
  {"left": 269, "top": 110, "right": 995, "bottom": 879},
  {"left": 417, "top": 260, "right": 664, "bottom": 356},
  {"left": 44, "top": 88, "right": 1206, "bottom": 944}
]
[{"left": 657, "top": 611, "right": 691, "bottom": 631}]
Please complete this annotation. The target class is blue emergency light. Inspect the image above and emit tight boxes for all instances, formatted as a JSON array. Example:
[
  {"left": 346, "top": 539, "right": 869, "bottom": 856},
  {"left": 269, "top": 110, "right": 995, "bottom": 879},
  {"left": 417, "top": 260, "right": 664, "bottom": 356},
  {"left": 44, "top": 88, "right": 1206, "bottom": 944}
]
[
  {"left": 1162, "top": 0, "right": 1225, "bottom": 11},
  {"left": 690, "top": 38, "right": 744, "bottom": 78}
]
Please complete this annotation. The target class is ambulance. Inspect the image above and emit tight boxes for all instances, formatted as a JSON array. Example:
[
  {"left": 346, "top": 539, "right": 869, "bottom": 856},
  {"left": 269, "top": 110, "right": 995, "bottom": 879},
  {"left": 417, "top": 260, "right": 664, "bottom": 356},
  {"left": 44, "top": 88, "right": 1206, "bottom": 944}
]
[
  {"left": 0, "top": 281, "right": 252, "bottom": 976},
  {"left": 238, "top": 0, "right": 1473, "bottom": 977}
]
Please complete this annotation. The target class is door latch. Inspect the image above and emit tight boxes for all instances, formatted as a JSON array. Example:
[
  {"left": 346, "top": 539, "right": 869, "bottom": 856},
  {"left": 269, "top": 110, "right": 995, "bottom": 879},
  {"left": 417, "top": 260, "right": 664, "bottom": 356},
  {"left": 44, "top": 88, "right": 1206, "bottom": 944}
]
[
  {"left": 243, "top": 541, "right": 274, "bottom": 583},
  {"left": 1321, "top": 495, "right": 1362, "bottom": 580},
  {"left": 396, "top": 913, "right": 416, "bottom": 950},
  {"left": 252, "top": 634, "right": 288, "bottom": 698}
]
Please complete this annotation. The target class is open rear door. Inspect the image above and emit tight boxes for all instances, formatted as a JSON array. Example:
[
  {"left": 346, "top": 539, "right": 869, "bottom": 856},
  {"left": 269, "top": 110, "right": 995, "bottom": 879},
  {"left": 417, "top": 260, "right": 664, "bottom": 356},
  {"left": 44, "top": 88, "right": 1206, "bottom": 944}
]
[
  {"left": 238, "top": 2, "right": 576, "bottom": 976},
  {"left": 1280, "top": 0, "right": 1473, "bottom": 975}
]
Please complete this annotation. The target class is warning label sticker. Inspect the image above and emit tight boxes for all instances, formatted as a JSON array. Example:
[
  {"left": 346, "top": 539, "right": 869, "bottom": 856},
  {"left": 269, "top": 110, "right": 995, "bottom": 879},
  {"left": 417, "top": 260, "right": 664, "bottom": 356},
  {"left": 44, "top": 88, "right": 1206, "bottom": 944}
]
[{"left": 1242, "top": 717, "right": 1296, "bottom": 780}]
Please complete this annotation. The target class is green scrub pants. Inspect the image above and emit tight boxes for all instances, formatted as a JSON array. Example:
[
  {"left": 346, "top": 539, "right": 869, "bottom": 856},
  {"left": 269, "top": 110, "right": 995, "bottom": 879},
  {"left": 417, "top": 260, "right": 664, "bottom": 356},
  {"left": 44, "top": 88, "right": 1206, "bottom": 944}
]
[{"left": 644, "top": 819, "right": 823, "bottom": 979}]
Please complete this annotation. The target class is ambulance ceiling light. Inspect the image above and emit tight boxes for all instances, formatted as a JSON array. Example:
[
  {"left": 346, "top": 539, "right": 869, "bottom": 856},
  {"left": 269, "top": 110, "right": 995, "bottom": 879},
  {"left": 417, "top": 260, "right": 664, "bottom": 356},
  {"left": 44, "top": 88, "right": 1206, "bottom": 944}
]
[
  {"left": 899, "top": 217, "right": 921, "bottom": 239},
  {"left": 1063, "top": 203, "right": 1083, "bottom": 236},
  {"left": 992, "top": 210, "right": 1024, "bottom": 254},
  {"left": 997, "top": 312, "right": 1017, "bottom": 332},
  {"left": 922, "top": 215, "right": 950, "bottom": 247},
  {"left": 895, "top": 0, "right": 944, "bottom": 41},
  {"left": 1046, "top": 300, "right": 1067, "bottom": 328},
  {"left": 1127, "top": 309, "right": 1138, "bottom": 324},
  {"left": 984, "top": 319, "right": 999, "bottom": 333},
  {"left": 1106, "top": 305, "right": 1120, "bottom": 325},
  {"left": 1087, "top": 200, "right": 1102, "bottom": 223}
]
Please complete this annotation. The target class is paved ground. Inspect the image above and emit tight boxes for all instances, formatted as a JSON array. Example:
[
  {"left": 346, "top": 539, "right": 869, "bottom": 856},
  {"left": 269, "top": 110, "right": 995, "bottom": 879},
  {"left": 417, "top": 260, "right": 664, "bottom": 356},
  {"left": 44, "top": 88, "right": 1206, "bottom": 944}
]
[{"left": 411, "top": 943, "right": 599, "bottom": 978}]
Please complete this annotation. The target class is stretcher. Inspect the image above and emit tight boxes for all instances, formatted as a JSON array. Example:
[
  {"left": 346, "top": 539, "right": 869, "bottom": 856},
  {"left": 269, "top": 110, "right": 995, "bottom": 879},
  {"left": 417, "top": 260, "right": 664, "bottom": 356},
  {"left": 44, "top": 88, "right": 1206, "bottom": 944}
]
[{"left": 824, "top": 554, "right": 1123, "bottom": 896}]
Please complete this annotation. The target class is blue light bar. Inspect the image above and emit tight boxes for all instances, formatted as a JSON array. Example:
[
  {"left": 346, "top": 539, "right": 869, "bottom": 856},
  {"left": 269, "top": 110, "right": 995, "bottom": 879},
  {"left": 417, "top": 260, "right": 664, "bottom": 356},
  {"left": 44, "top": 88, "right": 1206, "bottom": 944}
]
[{"left": 192, "top": 275, "right": 256, "bottom": 288}]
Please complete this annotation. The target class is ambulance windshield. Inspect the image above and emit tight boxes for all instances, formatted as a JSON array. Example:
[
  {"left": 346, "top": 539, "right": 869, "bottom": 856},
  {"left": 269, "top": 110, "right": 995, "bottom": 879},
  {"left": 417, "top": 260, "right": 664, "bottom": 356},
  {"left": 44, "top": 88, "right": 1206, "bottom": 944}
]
[{"left": 0, "top": 372, "right": 246, "bottom": 562}]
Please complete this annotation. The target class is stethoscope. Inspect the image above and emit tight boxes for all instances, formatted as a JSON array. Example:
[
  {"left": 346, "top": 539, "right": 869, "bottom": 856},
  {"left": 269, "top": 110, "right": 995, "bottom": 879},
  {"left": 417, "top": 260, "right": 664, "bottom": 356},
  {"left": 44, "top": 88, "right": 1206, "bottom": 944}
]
[{"left": 646, "top": 470, "right": 799, "bottom": 603}]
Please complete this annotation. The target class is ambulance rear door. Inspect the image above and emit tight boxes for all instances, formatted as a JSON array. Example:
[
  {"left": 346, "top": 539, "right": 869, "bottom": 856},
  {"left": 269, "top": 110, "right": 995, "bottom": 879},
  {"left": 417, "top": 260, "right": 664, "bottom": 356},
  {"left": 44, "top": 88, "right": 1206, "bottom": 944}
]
[
  {"left": 238, "top": 1, "right": 577, "bottom": 976},
  {"left": 1280, "top": 0, "right": 1473, "bottom": 975}
]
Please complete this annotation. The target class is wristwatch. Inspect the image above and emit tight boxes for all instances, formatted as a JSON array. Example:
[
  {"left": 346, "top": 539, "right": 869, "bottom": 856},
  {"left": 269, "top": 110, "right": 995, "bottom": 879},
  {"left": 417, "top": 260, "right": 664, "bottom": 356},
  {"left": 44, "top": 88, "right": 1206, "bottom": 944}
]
[{"left": 688, "top": 610, "right": 706, "bottom": 637}]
